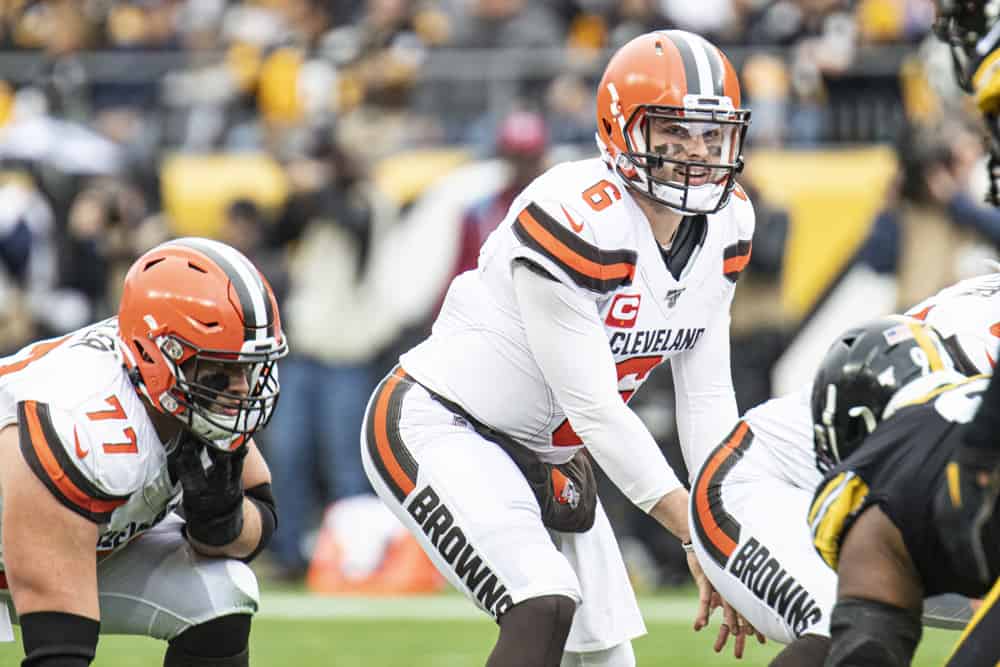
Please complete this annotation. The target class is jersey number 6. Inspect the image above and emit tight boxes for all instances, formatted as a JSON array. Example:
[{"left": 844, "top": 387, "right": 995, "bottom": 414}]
[{"left": 582, "top": 179, "right": 622, "bottom": 212}]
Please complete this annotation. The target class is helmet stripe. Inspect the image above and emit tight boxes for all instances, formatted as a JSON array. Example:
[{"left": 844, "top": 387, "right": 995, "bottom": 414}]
[
  {"left": 665, "top": 32, "right": 701, "bottom": 96},
  {"left": 168, "top": 238, "right": 270, "bottom": 343},
  {"left": 674, "top": 32, "right": 717, "bottom": 98},
  {"left": 907, "top": 321, "right": 946, "bottom": 371},
  {"left": 706, "top": 47, "right": 725, "bottom": 97}
]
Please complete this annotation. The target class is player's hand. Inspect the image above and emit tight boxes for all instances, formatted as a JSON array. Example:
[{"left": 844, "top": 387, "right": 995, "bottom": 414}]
[
  {"left": 713, "top": 600, "right": 767, "bottom": 659},
  {"left": 689, "top": 548, "right": 719, "bottom": 633},
  {"left": 933, "top": 450, "right": 1000, "bottom": 584},
  {"left": 170, "top": 432, "right": 248, "bottom": 547},
  {"left": 687, "top": 550, "right": 766, "bottom": 658}
]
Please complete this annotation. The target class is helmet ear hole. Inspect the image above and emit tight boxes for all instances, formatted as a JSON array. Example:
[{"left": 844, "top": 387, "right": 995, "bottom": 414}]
[
  {"left": 602, "top": 118, "right": 612, "bottom": 135},
  {"left": 134, "top": 339, "right": 154, "bottom": 364}
]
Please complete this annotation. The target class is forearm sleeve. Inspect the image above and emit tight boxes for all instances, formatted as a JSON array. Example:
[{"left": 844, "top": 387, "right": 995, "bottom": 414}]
[
  {"left": 513, "top": 262, "right": 682, "bottom": 512},
  {"left": 671, "top": 306, "right": 740, "bottom": 480}
]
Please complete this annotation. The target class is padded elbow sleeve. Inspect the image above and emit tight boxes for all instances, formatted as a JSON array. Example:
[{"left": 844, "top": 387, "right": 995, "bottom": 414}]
[
  {"left": 242, "top": 482, "right": 276, "bottom": 563},
  {"left": 827, "top": 598, "right": 921, "bottom": 667}
]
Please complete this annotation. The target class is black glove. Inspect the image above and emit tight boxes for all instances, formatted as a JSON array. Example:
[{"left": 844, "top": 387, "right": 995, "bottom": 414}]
[
  {"left": 933, "top": 445, "right": 1000, "bottom": 585},
  {"left": 170, "top": 433, "right": 247, "bottom": 547}
]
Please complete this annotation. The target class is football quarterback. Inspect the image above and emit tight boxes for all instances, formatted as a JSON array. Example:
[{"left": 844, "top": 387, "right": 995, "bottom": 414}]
[
  {"left": 0, "top": 238, "right": 286, "bottom": 666},
  {"left": 362, "top": 29, "right": 760, "bottom": 666}
]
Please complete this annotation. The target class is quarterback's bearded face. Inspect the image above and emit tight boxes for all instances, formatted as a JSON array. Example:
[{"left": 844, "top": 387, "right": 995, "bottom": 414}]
[{"left": 647, "top": 117, "right": 728, "bottom": 187}]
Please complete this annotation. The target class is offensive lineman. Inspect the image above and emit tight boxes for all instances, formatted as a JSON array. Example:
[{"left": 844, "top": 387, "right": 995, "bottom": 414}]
[
  {"left": 693, "top": 0, "right": 1000, "bottom": 662},
  {"left": 688, "top": 273, "right": 1000, "bottom": 665},
  {"left": 361, "top": 29, "right": 760, "bottom": 666},
  {"left": 0, "top": 238, "right": 286, "bottom": 666}
]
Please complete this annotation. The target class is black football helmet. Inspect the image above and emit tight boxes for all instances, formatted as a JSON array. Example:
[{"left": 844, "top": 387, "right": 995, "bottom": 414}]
[{"left": 811, "top": 316, "right": 955, "bottom": 473}]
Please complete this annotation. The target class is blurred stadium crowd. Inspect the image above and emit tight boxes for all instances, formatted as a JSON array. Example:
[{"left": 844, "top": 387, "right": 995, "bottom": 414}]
[{"left": 0, "top": 0, "right": 999, "bottom": 587}]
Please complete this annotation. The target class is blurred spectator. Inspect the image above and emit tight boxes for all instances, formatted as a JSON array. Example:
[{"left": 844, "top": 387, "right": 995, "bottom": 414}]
[
  {"left": 450, "top": 110, "right": 549, "bottom": 279},
  {"left": 544, "top": 72, "right": 595, "bottom": 147},
  {"left": 604, "top": 0, "right": 669, "bottom": 49},
  {"left": 858, "top": 119, "right": 1000, "bottom": 308},
  {"left": 220, "top": 197, "right": 289, "bottom": 307},
  {"left": 329, "top": 0, "right": 445, "bottom": 158},
  {"left": 264, "top": 125, "right": 400, "bottom": 579},
  {"left": 660, "top": 0, "right": 739, "bottom": 42},
  {"left": 742, "top": 53, "right": 791, "bottom": 147},
  {"left": 0, "top": 171, "right": 87, "bottom": 350},
  {"left": 446, "top": 0, "right": 562, "bottom": 49},
  {"left": 61, "top": 175, "right": 168, "bottom": 320}
]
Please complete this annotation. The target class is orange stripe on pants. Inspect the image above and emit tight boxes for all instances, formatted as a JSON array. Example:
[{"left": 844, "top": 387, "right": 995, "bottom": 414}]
[
  {"left": 373, "top": 369, "right": 416, "bottom": 498},
  {"left": 694, "top": 422, "right": 748, "bottom": 560}
]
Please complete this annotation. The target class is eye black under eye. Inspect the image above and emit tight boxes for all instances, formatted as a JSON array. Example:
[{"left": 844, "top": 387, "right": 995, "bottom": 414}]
[{"left": 199, "top": 372, "right": 230, "bottom": 392}]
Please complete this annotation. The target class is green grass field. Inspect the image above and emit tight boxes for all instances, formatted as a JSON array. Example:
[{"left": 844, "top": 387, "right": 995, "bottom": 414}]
[{"left": 0, "top": 591, "right": 963, "bottom": 666}]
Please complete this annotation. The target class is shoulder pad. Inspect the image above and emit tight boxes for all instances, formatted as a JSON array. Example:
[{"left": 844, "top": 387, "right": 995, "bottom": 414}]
[
  {"left": 720, "top": 184, "right": 755, "bottom": 283},
  {"left": 808, "top": 470, "right": 870, "bottom": 570},
  {"left": 729, "top": 183, "right": 756, "bottom": 241},
  {"left": 17, "top": 399, "right": 131, "bottom": 523},
  {"left": 511, "top": 198, "right": 637, "bottom": 294}
]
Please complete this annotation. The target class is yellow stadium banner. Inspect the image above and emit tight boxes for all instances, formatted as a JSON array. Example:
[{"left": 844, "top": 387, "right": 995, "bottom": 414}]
[
  {"left": 747, "top": 146, "right": 897, "bottom": 318},
  {"left": 371, "top": 148, "right": 471, "bottom": 206},
  {"left": 160, "top": 152, "right": 289, "bottom": 238}
]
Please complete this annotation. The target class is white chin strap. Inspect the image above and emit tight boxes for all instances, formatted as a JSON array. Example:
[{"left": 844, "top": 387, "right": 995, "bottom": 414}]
[
  {"left": 611, "top": 150, "right": 726, "bottom": 213},
  {"left": 189, "top": 410, "right": 243, "bottom": 450},
  {"left": 652, "top": 178, "right": 726, "bottom": 214}
]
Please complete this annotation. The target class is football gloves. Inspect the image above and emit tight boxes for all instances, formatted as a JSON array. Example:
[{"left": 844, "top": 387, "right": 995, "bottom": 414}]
[{"left": 170, "top": 433, "right": 247, "bottom": 547}]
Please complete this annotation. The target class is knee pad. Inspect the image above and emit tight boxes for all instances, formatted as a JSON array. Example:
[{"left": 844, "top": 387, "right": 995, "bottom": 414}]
[
  {"left": 165, "top": 614, "right": 251, "bottom": 667},
  {"left": 488, "top": 595, "right": 576, "bottom": 667},
  {"left": 827, "top": 598, "right": 921, "bottom": 667}
]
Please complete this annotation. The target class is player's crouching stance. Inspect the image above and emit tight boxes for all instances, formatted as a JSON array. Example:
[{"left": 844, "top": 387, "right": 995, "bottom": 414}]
[
  {"left": 802, "top": 316, "right": 997, "bottom": 666},
  {"left": 0, "top": 238, "right": 286, "bottom": 666},
  {"left": 363, "top": 29, "right": 763, "bottom": 666}
]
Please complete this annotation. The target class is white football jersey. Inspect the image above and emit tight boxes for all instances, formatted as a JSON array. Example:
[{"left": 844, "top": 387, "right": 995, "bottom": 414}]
[
  {"left": 401, "top": 157, "right": 754, "bottom": 471},
  {"left": 906, "top": 272, "right": 1000, "bottom": 375},
  {"left": 0, "top": 318, "right": 180, "bottom": 569},
  {"left": 743, "top": 272, "right": 1000, "bottom": 492}
]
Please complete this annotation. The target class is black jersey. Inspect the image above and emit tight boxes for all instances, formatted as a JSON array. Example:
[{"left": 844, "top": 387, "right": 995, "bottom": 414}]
[{"left": 808, "top": 377, "right": 993, "bottom": 599}]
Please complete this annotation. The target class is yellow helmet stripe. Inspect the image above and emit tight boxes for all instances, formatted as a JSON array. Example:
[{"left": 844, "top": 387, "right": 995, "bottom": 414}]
[{"left": 907, "top": 321, "right": 945, "bottom": 372}]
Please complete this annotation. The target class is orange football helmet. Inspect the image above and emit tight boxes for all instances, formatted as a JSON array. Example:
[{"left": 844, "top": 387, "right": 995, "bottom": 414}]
[
  {"left": 596, "top": 30, "right": 750, "bottom": 214},
  {"left": 118, "top": 238, "right": 287, "bottom": 451}
]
